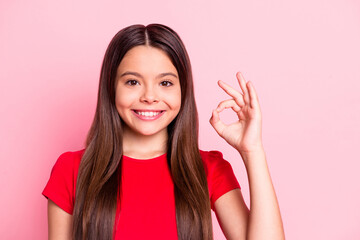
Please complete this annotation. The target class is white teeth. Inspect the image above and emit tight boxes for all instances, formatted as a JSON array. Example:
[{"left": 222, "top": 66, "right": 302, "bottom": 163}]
[{"left": 136, "top": 111, "right": 161, "bottom": 117}]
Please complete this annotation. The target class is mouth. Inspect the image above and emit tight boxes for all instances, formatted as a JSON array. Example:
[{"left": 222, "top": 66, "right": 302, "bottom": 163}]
[{"left": 132, "top": 110, "right": 165, "bottom": 120}]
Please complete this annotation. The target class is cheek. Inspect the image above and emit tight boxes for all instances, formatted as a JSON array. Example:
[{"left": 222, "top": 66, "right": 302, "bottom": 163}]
[
  {"left": 165, "top": 91, "right": 182, "bottom": 115},
  {"left": 115, "top": 95, "right": 126, "bottom": 107},
  {"left": 115, "top": 91, "right": 132, "bottom": 116},
  {"left": 115, "top": 88, "right": 136, "bottom": 107},
  {"left": 172, "top": 89, "right": 182, "bottom": 109}
]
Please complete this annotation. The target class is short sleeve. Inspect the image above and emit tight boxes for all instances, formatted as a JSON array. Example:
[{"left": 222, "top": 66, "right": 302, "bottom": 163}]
[
  {"left": 42, "top": 151, "right": 82, "bottom": 214},
  {"left": 201, "top": 150, "right": 240, "bottom": 211}
]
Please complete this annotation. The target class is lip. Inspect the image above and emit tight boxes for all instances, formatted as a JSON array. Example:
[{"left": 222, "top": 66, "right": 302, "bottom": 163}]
[{"left": 132, "top": 109, "right": 165, "bottom": 121}]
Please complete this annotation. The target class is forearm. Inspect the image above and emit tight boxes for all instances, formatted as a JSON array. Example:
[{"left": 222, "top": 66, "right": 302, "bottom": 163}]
[{"left": 240, "top": 148, "right": 285, "bottom": 240}]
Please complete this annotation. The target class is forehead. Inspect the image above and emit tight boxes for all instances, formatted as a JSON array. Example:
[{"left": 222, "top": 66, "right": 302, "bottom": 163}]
[{"left": 117, "top": 45, "right": 178, "bottom": 75}]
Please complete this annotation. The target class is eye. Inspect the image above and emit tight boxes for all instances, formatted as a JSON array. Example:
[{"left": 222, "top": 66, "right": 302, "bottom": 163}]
[
  {"left": 125, "top": 79, "right": 139, "bottom": 86},
  {"left": 160, "top": 80, "right": 173, "bottom": 87}
]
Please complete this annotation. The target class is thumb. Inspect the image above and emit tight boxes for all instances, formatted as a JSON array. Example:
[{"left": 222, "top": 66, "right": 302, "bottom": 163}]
[{"left": 209, "top": 109, "right": 226, "bottom": 137}]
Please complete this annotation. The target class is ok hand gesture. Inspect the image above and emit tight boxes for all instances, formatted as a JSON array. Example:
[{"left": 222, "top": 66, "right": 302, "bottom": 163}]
[{"left": 209, "top": 72, "right": 264, "bottom": 155}]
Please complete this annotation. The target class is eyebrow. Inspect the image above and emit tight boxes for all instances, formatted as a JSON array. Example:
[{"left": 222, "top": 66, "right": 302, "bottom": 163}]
[{"left": 119, "top": 71, "right": 178, "bottom": 79}]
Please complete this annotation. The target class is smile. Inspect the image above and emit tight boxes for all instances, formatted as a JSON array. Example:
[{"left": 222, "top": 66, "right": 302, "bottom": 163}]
[
  {"left": 134, "top": 111, "right": 162, "bottom": 116},
  {"left": 132, "top": 110, "right": 165, "bottom": 120}
]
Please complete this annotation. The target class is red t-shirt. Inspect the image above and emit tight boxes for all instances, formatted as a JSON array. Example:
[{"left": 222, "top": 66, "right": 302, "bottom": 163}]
[{"left": 42, "top": 149, "right": 240, "bottom": 239}]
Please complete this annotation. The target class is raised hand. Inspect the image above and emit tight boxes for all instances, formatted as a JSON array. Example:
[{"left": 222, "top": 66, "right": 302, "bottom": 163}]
[{"left": 209, "top": 72, "right": 264, "bottom": 155}]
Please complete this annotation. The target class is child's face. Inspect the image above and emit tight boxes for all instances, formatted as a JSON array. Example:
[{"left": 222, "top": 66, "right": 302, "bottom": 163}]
[{"left": 115, "top": 45, "right": 181, "bottom": 138}]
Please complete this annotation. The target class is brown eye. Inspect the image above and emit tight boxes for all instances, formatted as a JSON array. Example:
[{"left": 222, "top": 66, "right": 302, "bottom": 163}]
[
  {"left": 126, "top": 80, "right": 139, "bottom": 86},
  {"left": 160, "top": 81, "right": 173, "bottom": 87}
]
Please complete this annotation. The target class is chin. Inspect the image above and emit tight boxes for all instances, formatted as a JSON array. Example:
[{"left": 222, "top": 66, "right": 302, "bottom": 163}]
[{"left": 136, "top": 129, "right": 163, "bottom": 137}]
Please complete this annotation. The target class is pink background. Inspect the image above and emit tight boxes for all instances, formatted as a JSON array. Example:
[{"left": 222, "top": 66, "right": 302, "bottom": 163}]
[{"left": 1, "top": 0, "right": 359, "bottom": 239}]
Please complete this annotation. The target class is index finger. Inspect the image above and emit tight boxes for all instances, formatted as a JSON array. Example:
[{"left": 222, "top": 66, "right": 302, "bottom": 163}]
[
  {"left": 218, "top": 80, "right": 245, "bottom": 107},
  {"left": 237, "top": 72, "right": 250, "bottom": 105}
]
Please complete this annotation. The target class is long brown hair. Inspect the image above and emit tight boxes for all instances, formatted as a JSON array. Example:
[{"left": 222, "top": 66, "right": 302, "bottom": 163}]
[{"left": 72, "top": 24, "right": 213, "bottom": 240}]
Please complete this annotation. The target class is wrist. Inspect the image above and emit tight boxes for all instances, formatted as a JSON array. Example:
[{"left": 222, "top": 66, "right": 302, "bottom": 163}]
[
  {"left": 237, "top": 143, "right": 265, "bottom": 156},
  {"left": 238, "top": 146, "right": 266, "bottom": 164}
]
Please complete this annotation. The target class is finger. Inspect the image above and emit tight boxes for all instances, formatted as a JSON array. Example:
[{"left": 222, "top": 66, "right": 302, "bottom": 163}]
[
  {"left": 217, "top": 80, "right": 245, "bottom": 107},
  {"left": 209, "top": 109, "right": 226, "bottom": 136},
  {"left": 236, "top": 72, "right": 250, "bottom": 105},
  {"left": 216, "top": 99, "right": 241, "bottom": 113},
  {"left": 247, "top": 81, "right": 260, "bottom": 109}
]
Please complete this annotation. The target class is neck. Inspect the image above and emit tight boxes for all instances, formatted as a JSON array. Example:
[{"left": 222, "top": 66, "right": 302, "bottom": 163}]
[{"left": 122, "top": 126, "right": 168, "bottom": 159}]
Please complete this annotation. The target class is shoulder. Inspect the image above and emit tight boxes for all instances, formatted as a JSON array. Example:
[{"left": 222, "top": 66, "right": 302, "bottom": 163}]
[
  {"left": 199, "top": 149, "right": 235, "bottom": 178},
  {"left": 199, "top": 150, "right": 240, "bottom": 210},
  {"left": 43, "top": 149, "right": 85, "bottom": 214},
  {"left": 199, "top": 150, "right": 228, "bottom": 172},
  {"left": 57, "top": 149, "right": 85, "bottom": 161},
  {"left": 51, "top": 149, "right": 85, "bottom": 175},
  {"left": 199, "top": 149, "right": 224, "bottom": 161}
]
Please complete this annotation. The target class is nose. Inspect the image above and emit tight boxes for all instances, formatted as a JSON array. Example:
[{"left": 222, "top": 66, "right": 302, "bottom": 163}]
[{"left": 140, "top": 86, "right": 159, "bottom": 103}]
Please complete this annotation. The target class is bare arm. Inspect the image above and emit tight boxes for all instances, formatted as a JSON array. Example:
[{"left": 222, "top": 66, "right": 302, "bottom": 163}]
[
  {"left": 47, "top": 199, "right": 72, "bottom": 240},
  {"left": 242, "top": 150, "right": 285, "bottom": 239},
  {"left": 210, "top": 72, "right": 285, "bottom": 239},
  {"left": 214, "top": 189, "right": 249, "bottom": 240},
  {"left": 242, "top": 149, "right": 284, "bottom": 239},
  {"left": 214, "top": 149, "right": 284, "bottom": 240}
]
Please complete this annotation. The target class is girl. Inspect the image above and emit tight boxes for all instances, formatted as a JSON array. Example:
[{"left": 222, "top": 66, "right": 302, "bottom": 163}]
[{"left": 43, "top": 24, "right": 284, "bottom": 240}]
